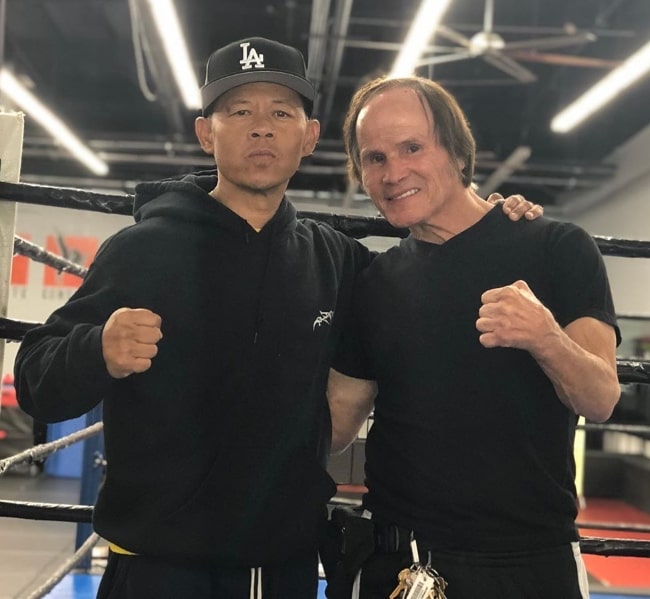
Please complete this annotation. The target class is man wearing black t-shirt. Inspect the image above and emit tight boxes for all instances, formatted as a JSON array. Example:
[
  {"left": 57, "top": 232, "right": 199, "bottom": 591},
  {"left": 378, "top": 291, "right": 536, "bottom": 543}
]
[{"left": 327, "top": 77, "right": 621, "bottom": 599}]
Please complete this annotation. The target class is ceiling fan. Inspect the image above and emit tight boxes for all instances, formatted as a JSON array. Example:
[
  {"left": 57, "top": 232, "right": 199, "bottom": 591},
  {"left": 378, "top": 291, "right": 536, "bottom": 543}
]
[{"left": 417, "top": 0, "right": 598, "bottom": 82}]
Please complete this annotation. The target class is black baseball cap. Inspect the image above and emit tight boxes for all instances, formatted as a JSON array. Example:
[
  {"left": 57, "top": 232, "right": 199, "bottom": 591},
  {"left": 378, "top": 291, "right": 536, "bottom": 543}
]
[{"left": 201, "top": 37, "right": 315, "bottom": 116}]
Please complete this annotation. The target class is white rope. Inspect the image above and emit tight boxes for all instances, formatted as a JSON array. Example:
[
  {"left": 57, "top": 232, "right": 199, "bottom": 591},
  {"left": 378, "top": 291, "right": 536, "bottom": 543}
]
[
  {"left": 0, "top": 421, "right": 103, "bottom": 476},
  {"left": 23, "top": 533, "right": 101, "bottom": 599}
]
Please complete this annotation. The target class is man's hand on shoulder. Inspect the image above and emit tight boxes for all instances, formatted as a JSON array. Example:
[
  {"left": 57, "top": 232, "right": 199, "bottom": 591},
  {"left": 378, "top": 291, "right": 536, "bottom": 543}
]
[{"left": 487, "top": 192, "right": 544, "bottom": 221}]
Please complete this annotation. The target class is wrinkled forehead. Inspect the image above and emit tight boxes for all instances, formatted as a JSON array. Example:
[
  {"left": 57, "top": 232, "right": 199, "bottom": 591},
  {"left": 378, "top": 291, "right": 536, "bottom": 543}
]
[{"left": 357, "top": 87, "right": 435, "bottom": 140}]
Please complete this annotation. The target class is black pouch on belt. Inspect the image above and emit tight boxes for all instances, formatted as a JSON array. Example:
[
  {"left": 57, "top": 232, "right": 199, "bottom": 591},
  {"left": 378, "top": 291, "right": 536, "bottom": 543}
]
[{"left": 320, "top": 505, "right": 376, "bottom": 599}]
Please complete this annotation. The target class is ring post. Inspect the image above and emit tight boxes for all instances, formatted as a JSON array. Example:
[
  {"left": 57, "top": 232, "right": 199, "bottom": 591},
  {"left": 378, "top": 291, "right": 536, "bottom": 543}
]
[{"left": 0, "top": 111, "right": 24, "bottom": 405}]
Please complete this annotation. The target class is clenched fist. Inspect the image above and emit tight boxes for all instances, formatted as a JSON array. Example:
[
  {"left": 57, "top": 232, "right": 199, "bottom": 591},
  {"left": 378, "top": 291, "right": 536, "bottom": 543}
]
[
  {"left": 102, "top": 308, "right": 163, "bottom": 378},
  {"left": 476, "top": 280, "right": 558, "bottom": 352}
]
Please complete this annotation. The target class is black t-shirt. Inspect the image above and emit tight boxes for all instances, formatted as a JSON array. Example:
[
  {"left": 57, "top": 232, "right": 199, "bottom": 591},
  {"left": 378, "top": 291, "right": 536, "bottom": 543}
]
[{"left": 334, "top": 209, "right": 619, "bottom": 552}]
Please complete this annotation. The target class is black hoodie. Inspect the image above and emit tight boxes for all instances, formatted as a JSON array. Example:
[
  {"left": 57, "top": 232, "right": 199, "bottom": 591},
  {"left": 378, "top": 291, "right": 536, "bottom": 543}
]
[{"left": 14, "top": 172, "right": 373, "bottom": 566}]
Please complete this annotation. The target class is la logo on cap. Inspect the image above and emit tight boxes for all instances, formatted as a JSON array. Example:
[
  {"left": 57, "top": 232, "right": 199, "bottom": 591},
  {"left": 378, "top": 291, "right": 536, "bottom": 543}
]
[{"left": 239, "top": 42, "right": 265, "bottom": 71}]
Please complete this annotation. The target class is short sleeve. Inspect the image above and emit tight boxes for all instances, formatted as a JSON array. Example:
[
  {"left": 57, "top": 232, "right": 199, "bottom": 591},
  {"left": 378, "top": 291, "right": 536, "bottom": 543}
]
[{"left": 547, "top": 223, "right": 621, "bottom": 346}]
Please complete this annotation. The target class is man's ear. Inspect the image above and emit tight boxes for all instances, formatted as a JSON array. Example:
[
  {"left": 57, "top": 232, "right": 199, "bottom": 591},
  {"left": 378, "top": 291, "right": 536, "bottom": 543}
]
[
  {"left": 195, "top": 116, "right": 214, "bottom": 154},
  {"left": 302, "top": 118, "right": 321, "bottom": 158}
]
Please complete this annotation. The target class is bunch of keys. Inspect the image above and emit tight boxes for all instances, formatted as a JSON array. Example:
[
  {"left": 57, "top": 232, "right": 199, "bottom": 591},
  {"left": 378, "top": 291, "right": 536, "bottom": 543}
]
[{"left": 389, "top": 538, "right": 447, "bottom": 599}]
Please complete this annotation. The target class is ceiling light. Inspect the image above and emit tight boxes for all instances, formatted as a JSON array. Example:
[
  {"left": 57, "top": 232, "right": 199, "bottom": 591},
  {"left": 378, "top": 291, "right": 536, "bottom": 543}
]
[
  {"left": 144, "top": 0, "right": 201, "bottom": 110},
  {"left": 551, "top": 38, "right": 650, "bottom": 133},
  {"left": 389, "top": 0, "right": 453, "bottom": 77},
  {"left": 0, "top": 69, "right": 109, "bottom": 176}
]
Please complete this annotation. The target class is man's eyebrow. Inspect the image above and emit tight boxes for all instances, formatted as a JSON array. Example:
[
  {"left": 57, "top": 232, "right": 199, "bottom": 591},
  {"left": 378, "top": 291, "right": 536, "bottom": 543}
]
[
  {"left": 220, "top": 97, "right": 300, "bottom": 109},
  {"left": 360, "top": 148, "right": 381, "bottom": 161},
  {"left": 216, "top": 97, "right": 250, "bottom": 110},
  {"left": 270, "top": 97, "right": 302, "bottom": 107},
  {"left": 400, "top": 137, "right": 423, "bottom": 146}
]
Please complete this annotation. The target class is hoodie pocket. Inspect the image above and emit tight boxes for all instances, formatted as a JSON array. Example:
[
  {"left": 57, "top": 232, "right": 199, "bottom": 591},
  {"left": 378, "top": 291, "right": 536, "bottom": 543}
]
[{"left": 144, "top": 444, "right": 336, "bottom": 566}]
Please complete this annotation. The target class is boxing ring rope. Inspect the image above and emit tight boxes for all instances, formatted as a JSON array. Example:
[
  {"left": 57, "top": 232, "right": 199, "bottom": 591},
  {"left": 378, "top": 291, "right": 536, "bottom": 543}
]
[
  {"left": 0, "top": 422, "right": 103, "bottom": 597},
  {"left": 23, "top": 532, "right": 101, "bottom": 599},
  {"left": 14, "top": 234, "right": 89, "bottom": 278},
  {"left": 0, "top": 315, "right": 40, "bottom": 341},
  {"left": 0, "top": 421, "right": 103, "bottom": 477},
  {"left": 1, "top": 316, "right": 648, "bottom": 380},
  {"left": 2, "top": 428, "right": 650, "bottom": 559},
  {"left": 3, "top": 183, "right": 650, "bottom": 386},
  {"left": 580, "top": 422, "right": 650, "bottom": 434},
  {"left": 579, "top": 522, "right": 650, "bottom": 534},
  {"left": 1, "top": 178, "right": 650, "bottom": 595},
  {"left": 0, "top": 498, "right": 93, "bottom": 523},
  {"left": 2, "top": 180, "right": 650, "bottom": 256}
]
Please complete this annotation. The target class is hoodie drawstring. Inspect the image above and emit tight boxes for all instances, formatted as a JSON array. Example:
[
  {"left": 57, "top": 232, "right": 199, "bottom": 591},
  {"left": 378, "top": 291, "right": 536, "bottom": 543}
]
[{"left": 249, "top": 567, "right": 262, "bottom": 599}]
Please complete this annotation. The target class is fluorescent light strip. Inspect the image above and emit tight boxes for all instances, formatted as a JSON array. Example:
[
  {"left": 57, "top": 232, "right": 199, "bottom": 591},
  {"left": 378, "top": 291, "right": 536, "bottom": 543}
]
[
  {"left": 551, "top": 38, "right": 650, "bottom": 133},
  {"left": 145, "top": 0, "right": 201, "bottom": 110},
  {"left": 0, "top": 69, "right": 109, "bottom": 176},
  {"left": 389, "top": 0, "right": 453, "bottom": 78}
]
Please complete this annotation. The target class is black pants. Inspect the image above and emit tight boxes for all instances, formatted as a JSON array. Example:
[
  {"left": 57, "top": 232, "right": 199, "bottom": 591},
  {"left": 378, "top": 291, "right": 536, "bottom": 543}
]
[
  {"left": 357, "top": 543, "right": 589, "bottom": 599},
  {"left": 97, "top": 549, "right": 320, "bottom": 599}
]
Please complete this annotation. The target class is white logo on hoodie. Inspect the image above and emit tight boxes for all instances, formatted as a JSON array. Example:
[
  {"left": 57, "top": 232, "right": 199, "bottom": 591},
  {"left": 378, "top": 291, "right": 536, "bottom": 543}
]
[{"left": 313, "top": 310, "right": 334, "bottom": 330}]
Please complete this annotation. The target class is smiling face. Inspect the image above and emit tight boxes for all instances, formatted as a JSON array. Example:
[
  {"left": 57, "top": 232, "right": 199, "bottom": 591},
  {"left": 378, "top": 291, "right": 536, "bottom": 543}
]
[
  {"left": 355, "top": 86, "right": 467, "bottom": 237},
  {"left": 195, "top": 82, "right": 319, "bottom": 199}
]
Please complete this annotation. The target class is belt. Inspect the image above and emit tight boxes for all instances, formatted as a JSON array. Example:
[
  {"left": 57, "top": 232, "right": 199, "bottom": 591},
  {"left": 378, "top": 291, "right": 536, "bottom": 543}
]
[{"left": 373, "top": 520, "right": 435, "bottom": 554}]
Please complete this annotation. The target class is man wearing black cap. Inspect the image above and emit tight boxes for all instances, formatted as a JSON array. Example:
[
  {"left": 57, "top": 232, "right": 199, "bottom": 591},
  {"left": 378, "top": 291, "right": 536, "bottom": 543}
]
[
  {"left": 200, "top": 37, "right": 316, "bottom": 117},
  {"left": 14, "top": 37, "right": 539, "bottom": 598},
  {"left": 15, "top": 36, "right": 371, "bottom": 598}
]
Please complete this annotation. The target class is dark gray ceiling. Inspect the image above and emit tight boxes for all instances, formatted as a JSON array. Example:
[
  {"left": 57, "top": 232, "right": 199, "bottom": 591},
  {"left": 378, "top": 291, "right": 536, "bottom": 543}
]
[{"left": 3, "top": 0, "right": 650, "bottom": 207}]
